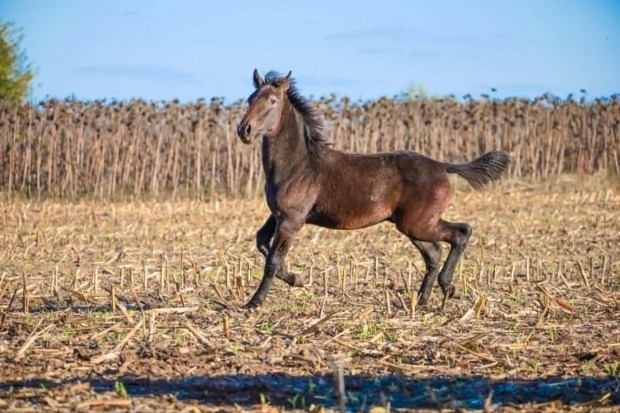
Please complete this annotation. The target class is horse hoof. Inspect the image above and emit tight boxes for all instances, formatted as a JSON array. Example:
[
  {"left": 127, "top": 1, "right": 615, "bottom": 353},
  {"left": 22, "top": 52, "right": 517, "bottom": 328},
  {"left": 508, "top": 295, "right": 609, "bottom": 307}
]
[
  {"left": 448, "top": 286, "right": 460, "bottom": 299},
  {"left": 283, "top": 272, "right": 304, "bottom": 287},
  {"left": 441, "top": 285, "right": 459, "bottom": 300},
  {"left": 416, "top": 297, "right": 429, "bottom": 307},
  {"left": 243, "top": 300, "right": 262, "bottom": 309},
  {"left": 292, "top": 275, "right": 305, "bottom": 288}
]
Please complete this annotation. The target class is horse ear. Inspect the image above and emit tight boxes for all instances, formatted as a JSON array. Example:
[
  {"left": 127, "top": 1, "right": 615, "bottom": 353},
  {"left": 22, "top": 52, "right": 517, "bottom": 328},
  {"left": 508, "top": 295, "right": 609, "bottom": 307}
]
[
  {"left": 253, "top": 69, "right": 264, "bottom": 88},
  {"left": 279, "top": 71, "right": 292, "bottom": 92}
]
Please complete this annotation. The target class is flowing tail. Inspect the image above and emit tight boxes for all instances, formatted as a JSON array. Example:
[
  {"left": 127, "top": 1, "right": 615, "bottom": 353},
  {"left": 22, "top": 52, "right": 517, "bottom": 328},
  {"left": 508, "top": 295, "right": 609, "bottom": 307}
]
[{"left": 445, "top": 151, "right": 510, "bottom": 190}]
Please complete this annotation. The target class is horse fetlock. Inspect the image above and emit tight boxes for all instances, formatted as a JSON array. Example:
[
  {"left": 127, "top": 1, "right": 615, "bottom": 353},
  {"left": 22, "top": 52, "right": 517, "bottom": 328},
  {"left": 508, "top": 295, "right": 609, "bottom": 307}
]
[
  {"left": 440, "top": 283, "right": 459, "bottom": 299},
  {"left": 416, "top": 293, "right": 430, "bottom": 307}
]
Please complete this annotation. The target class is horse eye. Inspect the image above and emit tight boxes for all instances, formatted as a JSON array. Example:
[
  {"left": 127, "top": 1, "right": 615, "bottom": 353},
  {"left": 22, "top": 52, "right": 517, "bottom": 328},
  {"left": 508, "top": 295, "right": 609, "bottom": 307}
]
[{"left": 270, "top": 98, "right": 277, "bottom": 104}]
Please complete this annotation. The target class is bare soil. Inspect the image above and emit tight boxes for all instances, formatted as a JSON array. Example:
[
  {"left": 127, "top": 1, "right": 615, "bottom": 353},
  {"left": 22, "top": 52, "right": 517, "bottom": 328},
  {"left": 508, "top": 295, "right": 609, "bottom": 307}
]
[{"left": 0, "top": 175, "right": 619, "bottom": 412}]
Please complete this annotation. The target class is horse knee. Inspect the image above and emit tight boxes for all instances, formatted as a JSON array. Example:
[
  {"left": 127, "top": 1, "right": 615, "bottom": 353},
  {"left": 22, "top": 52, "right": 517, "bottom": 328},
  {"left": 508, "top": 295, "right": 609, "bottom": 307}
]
[
  {"left": 256, "top": 229, "right": 267, "bottom": 247},
  {"left": 256, "top": 216, "right": 277, "bottom": 255},
  {"left": 256, "top": 227, "right": 274, "bottom": 256}
]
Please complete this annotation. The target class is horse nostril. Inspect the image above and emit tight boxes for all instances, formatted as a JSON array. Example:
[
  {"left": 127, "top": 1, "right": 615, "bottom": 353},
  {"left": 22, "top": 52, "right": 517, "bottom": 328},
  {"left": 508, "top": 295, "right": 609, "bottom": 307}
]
[
  {"left": 237, "top": 122, "right": 253, "bottom": 141},
  {"left": 237, "top": 122, "right": 247, "bottom": 137}
]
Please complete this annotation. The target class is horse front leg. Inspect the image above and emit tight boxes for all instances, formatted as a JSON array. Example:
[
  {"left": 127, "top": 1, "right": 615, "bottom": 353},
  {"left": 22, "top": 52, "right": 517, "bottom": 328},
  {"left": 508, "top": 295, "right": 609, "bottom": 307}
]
[
  {"left": 255, "top": 214, "right": 304, "bottom": 287},
  {"left": 256, "top": 215, "right": 276, "bottom": 258},
  {"left": 245, "top": 219, "right": 304, "bottom": 308}
]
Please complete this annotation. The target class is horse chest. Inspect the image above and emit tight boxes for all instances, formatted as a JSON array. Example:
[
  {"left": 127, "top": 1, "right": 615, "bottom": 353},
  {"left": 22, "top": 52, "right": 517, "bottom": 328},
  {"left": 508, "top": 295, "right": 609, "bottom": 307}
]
[
  {"left": 264, "top": 176, "right": 315, "bottom": 217},
  {"left": 264, "top": 181, "right": 296, "bottom": 215}
]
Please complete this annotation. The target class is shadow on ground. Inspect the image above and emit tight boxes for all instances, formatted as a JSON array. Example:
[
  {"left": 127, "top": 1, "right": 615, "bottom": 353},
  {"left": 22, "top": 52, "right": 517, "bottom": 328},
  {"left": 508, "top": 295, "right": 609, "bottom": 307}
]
[{"left": 1, "top": 373, "right": 618, "bottom": 410}]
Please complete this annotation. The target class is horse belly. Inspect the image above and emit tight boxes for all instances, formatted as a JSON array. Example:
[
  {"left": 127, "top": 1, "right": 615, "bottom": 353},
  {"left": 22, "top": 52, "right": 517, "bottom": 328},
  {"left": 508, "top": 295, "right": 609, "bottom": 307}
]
[
  {"left": 309, "top": 159, "right": 401, "bottom": 229},
  {"left": 307, "top": 200, "right": 394, "bottom": 230}
]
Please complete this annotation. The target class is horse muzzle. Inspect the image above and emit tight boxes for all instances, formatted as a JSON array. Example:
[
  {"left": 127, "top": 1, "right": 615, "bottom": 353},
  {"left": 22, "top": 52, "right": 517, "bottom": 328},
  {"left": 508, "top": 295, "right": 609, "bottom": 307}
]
[{"left": 237, "top": 121, "right": 253, "bottom": 144}]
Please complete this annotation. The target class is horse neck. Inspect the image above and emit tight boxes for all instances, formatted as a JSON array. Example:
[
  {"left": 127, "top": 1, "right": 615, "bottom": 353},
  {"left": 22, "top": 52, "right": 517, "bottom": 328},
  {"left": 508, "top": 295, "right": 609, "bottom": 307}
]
[{"left": 261, "top": 104, "right": 311, "bottom": 184}]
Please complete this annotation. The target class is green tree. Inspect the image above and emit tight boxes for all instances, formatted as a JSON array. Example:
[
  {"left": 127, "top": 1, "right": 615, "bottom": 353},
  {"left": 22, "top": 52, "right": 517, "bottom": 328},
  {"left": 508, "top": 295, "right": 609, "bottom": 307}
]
[
  {"left": 403, "top": 82, "right": 431, "bottom": 101},
  {"left": 0, "top": 21, "right": 33, "bottom": 104},
  {"left": 402, "top": 82, "right": 443, "bottom": 102}
]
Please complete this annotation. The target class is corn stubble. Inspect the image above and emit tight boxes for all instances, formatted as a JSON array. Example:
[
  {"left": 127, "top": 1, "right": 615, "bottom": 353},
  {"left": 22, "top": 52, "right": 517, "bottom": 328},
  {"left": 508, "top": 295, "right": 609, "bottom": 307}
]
[{"left": 0, "top": 175, "right": 618, "bottom": 411}]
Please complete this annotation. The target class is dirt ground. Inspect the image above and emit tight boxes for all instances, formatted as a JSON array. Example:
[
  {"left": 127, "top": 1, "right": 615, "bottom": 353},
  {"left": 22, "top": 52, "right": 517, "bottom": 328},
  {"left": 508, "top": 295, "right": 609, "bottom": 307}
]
[{"left": 0, "top": 175, "right": 619, "bottom": 412}]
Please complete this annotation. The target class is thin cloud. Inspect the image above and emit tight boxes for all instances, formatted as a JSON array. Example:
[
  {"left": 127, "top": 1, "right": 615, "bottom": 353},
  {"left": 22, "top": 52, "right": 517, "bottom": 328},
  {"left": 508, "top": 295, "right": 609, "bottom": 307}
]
[
  {"left": 358, "top": 47, "right": 404, "bottom": 55},
  {"left": 76, "top": 64, "right": 200, "bottom": 84},
  {"left": 104, "top": 7, "right": 139, "bottom": 17},
  {"left": 451, "top": 52, "right": 477, "bottom": 61},
  {"left": 408, "top": 50, "right": 440, "bottom": 59},
  {"left": 326, "top": 27, "right": 420, "bottom": 43},
  {"left": 298, "top": 76, "right": 361, "bottom": 88},
  {"left": 429, "top": 33, "right": 511, "bottom": 46}
]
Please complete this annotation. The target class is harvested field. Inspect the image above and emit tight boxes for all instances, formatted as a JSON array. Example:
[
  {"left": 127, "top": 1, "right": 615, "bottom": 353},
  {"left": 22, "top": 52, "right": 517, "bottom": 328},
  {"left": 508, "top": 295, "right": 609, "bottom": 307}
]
[{"left": 0, "top": 175, "right": 619, "bottom": 412}]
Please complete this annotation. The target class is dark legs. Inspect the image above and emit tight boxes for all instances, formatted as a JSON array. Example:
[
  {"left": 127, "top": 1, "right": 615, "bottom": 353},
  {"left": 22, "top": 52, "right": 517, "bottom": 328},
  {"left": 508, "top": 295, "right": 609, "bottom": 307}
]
[
  {"left": 246, "top": 217, "right": 304, "bottom": 308},
  {"left": 256, "top": 215, "right": 276, "bottom": 257},
  {"left": 400, "top": 220, "right": 471, "bottom": 307},
  {"left": 250, "top": 212, "right": 471, "bottom": 309},
  {"left": 436, "top": 221, "right": 471, "bottom": 300},
  {"left": 411, "top": 240, "right": 442, "bottom": 306}
]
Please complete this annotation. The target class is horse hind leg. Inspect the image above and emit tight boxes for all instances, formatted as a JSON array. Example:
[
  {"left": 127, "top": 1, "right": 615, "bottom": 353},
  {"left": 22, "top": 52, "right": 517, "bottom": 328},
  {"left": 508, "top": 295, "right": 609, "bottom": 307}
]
[
  {"left": 398, "top": 217, "right": 470, "bottom": 309},
  {"left": 435, "top": 220, "right": 472, "bottom": 306},
  {"left": 410, "top": 240, "right": 442, "bottom": 306}
]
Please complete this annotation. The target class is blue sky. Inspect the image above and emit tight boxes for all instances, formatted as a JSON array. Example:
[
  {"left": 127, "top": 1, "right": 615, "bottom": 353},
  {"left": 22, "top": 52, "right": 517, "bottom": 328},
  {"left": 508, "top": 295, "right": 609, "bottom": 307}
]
[{"left": 2, "top": 0, "right": 619, "bottom": 102}]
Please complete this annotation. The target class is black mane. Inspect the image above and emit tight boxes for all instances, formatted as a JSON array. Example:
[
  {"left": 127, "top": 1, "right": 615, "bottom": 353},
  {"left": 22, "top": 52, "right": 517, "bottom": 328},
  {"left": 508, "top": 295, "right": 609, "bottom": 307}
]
[{"left": 264, "top": 71, "right": 330, "bottom": 153}]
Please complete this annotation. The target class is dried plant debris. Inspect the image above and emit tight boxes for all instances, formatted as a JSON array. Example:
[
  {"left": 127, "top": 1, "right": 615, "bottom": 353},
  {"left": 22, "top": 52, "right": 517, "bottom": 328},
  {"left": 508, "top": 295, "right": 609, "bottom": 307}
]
[{"left": 0, "top": 177, "right": 619, "bottom": 411}]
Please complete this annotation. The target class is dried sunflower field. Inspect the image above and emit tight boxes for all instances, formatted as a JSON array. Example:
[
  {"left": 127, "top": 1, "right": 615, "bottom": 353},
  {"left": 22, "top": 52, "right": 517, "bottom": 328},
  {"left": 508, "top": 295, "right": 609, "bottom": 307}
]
[{"left": 1, "top": 95, "right": 618, "bottom": 199}]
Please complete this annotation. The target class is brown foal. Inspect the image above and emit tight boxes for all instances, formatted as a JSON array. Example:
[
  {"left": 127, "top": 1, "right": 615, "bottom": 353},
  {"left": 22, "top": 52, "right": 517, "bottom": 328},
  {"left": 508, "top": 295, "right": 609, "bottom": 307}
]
[{"left": 237, "top": 70, "right": 509, "bottom": 309}]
